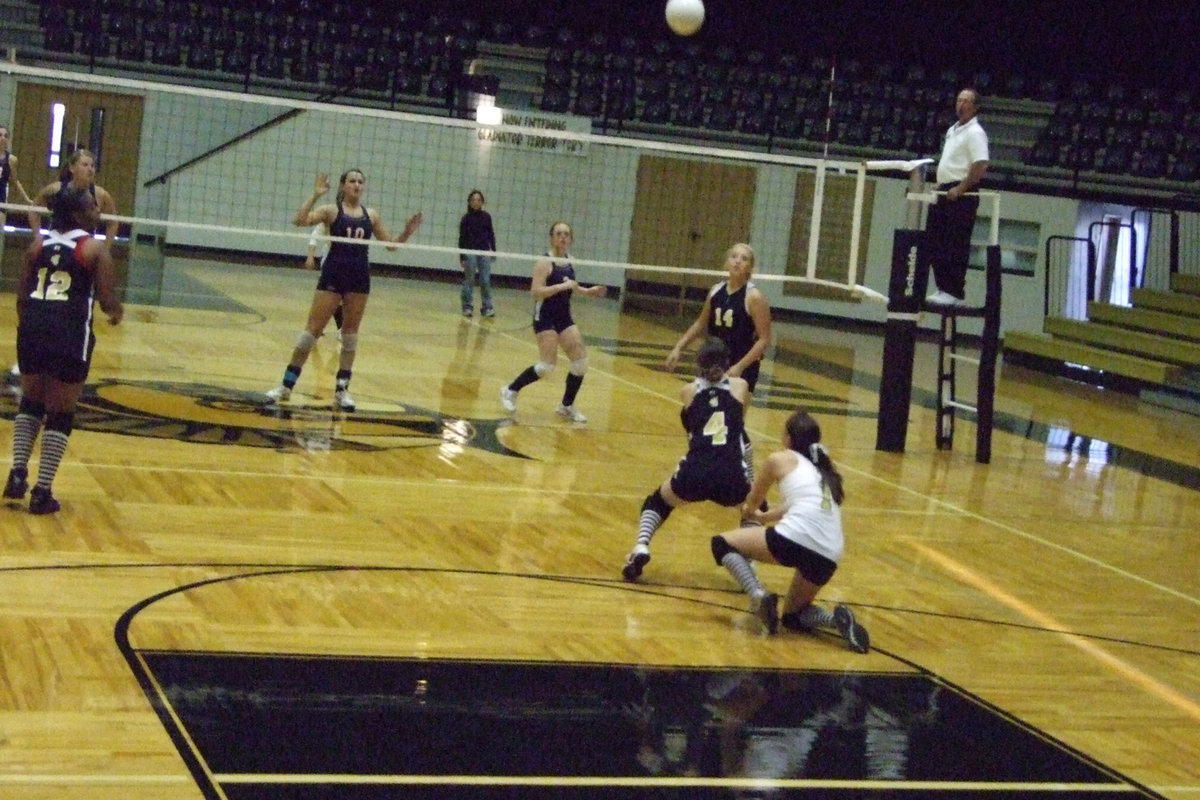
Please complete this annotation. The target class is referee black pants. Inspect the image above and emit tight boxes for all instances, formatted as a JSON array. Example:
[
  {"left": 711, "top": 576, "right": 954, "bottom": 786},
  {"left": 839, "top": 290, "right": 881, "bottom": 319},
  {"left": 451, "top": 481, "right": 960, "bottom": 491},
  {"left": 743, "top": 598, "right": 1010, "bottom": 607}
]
[{"left": 925, "top": 185, "right": 980, "bottom": 299}]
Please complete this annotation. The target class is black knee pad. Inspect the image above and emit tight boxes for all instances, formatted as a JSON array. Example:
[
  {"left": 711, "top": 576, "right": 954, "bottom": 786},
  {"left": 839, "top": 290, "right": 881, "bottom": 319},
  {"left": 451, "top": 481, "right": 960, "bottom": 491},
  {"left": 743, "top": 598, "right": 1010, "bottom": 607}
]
[
  {"left": 18, "top": 397, "right": 45, "bottom": 418},
  {"left": 642, "top": 488, "right": 673, "bottom": 520},
  {"left": 711, "top": 535, "right": 734, "bottom": 565},
  {"left": 45, "top": 411, "right": 74, "bottom": 435}
]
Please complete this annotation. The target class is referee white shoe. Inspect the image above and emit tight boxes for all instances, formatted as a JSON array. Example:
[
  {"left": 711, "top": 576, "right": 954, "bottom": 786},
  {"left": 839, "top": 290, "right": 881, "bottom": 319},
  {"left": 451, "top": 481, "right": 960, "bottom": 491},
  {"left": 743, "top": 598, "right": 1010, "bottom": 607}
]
[{"left": 926, "top": 291, "right": 963, "bottom": 306}]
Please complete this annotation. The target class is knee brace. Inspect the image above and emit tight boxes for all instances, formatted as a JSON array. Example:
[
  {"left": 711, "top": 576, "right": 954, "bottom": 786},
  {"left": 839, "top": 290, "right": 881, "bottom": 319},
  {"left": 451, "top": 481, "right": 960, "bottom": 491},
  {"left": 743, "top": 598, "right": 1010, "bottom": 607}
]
[
  {"left": 295, "top": 330, "right": 317, "bottom": 354},
  {"left": 18, "top": 397, "right": 46, "bottom": 418},
  {"left": 568, "top": 357, "right": 588, "bottom": 376},
  {"left": 711, "top": 534, "right": 734, "bottom": 566},
  {"left": 534, "top": 361, "right": 556, "bottom": 378},
  {"left": 642, "top": 488, "right": 673, "bottom": 521},
  {"left": 45, "top": 411, "right": 74, "bottom": 435},
  {"left": 339, "top": 332, "right": 358, "bottom": 352}
]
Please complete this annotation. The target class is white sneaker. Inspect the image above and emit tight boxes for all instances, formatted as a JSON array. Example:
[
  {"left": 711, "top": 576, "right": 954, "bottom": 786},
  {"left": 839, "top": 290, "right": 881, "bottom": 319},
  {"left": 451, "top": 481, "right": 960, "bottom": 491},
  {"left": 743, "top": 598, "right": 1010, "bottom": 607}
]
[
  {"left": 500, "top": 386, "right": 518, "bottom": 412},
  {"left": 333, "top": 388, "right": 356, "bottom": 411},
  {"left": 622, "top": 544, "right": 651, "bottom": 582},
  {"left": 556, "top": 404, "right": 587, "bottom": 423},
  {"left": 925, "top": 290, "right": 963, "bottom": 306},
  {"left": 8, "top": 364, "right": 19, "bottom": 377},
  {"left": 265, "top": 385, "right": 291, "bottom": 403}
]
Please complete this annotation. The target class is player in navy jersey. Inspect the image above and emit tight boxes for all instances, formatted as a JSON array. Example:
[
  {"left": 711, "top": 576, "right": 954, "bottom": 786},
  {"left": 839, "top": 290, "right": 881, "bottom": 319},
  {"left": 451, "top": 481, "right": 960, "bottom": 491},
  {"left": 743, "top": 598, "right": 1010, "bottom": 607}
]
[
  {"left": 29, "top": 149, "right": 118, "bottom": 242},
  {"left": 4, "top": 186, "right": 123, "bottom": 514},
  {"left": 499, "top": 221, "right": 606, "bottom": 423},
  {"left": 665, "top": 242, "right": 772, "bottom": 506},
  {"left": 265, "top": 170, "right": 421, "bottom": 411},
  {"left": 665, "top": 243, "right": 771, "bottom": 392},
  {"left": 2, "top": 124, "right": 34, "bottom": 383},
  {"left": 0, "top": 124, "right": 33, "bottom": 226},
  {"left": 622, "top": 338, "right": 752, "bottom": 581}
]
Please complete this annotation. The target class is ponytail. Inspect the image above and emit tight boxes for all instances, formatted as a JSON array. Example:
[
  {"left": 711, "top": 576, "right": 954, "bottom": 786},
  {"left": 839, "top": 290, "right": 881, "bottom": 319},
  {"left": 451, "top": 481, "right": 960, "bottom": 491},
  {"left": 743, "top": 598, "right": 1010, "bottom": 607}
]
[{"left": 785, "top": 410, "right": 845, "bottom": 504}]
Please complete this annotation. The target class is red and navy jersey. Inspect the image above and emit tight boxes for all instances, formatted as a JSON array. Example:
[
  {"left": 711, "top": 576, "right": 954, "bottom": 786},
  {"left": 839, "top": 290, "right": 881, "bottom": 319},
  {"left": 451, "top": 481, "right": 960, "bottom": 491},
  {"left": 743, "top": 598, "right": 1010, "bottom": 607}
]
[
  {"left": 706, "top": 281, "right": 758, "bottom": 365},
  {"left": 21, "top": 229, "right": 98, "bottom": 359}
]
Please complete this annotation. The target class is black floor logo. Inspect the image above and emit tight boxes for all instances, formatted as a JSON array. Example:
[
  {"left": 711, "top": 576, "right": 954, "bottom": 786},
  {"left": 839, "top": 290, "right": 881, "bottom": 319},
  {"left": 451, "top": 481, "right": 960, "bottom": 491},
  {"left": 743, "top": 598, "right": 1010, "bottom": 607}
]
[{"left": 1, "top": 378, "right": 529, "bottom": 458}]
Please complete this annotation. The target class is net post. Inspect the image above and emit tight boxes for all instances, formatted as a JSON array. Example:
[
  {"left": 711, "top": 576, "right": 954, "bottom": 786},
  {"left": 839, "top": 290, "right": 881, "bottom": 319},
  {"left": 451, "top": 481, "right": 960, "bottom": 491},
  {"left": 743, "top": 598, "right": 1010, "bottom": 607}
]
[
  {"left": 975, "top": 243, "right": 1003, "bottom": 464},
  {"left": 875, "top": 227, "right": 930, "bottom": 453},
  {"left": 875, "top": 161, "right": 934, "bottom": 454}
]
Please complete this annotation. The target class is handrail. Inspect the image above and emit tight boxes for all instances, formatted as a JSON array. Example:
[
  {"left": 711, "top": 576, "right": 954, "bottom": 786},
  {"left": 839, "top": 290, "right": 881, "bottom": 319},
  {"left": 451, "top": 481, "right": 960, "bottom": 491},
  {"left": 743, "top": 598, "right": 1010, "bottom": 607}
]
[
  {"left": 141, "top": 108, "right": 304, "bottom": 187},
  {"left": 1044, "top": 235, "right": 1095, "bottom": 319}
]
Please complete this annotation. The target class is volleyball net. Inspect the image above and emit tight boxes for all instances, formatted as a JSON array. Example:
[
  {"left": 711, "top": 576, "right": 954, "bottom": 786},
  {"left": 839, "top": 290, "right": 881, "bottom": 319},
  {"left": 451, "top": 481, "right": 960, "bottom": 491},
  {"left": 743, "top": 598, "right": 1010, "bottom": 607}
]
[{"left": 1, "top": 62, "right": 893, "bottom": 304}]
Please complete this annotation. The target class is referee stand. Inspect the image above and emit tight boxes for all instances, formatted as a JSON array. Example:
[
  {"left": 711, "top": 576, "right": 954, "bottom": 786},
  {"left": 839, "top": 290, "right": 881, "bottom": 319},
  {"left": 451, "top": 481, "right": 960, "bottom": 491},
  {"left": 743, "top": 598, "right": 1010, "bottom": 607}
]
[{"left": 874, "top": 163, "right": 1002, "bottom": 464}]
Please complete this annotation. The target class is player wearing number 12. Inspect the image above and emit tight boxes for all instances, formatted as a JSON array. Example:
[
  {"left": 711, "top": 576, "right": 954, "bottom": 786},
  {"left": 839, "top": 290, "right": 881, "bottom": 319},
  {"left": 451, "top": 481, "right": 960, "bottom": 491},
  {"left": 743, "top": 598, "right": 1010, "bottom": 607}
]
[
  {"left": 622, "top": 338, "right": 752, "bottom": 582},
  {"left": 4, "top": 186, "right": 123, "bottom": 514}
]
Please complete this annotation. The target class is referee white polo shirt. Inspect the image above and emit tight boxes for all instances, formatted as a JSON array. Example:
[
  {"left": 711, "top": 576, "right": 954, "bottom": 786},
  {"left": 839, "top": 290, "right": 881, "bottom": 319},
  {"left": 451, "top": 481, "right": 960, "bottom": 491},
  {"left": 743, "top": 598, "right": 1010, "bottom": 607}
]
[{"left": 936, "top": 116, "right": 989, "bottom": 186}]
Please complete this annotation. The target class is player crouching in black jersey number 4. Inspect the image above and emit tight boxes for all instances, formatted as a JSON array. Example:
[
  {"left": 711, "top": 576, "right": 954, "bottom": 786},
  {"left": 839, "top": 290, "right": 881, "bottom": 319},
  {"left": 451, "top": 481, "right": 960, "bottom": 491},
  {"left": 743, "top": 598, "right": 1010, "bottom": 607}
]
[
  {"left": 4, "top": 186, "right": 123, "bottom": 514},
  {"left": 622, "top": 338, "right": 752, "bottom": 582}
]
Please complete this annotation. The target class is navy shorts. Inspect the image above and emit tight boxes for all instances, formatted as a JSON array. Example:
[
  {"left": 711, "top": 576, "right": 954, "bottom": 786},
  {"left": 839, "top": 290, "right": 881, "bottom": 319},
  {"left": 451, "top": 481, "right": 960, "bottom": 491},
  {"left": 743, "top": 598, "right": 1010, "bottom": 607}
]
[
  {"left": 317, "top": 261, "right": 371, "bottom": 295},
  {"left": 670, "top": 456, "right": 750, "bottom": 507},
  {"left": 533, "top": 309, "right": 575, "bottom": 334},
  {"left": 17, "top": 329, "right": 94, "bottom": 384}
]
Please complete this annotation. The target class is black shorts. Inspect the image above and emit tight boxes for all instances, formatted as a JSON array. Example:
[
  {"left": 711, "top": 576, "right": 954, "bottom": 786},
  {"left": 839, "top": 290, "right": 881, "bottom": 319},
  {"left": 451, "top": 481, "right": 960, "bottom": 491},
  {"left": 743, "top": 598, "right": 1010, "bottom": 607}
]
[
  {"left": 669, "top": 456, "right": 750, "bottom": 507},
  {"left": 317, "top": 261, "right": 371, "bottom": 295},
  {"left": 17, "top": 328, "right": 94, "bottom": 384},
  {"left": 740, "top": 360, "right": 761, "bottom": 393},
  {"left": 533, "top": 309, "right": 574, "bottom": 334},
  {"left": 765, "top": 527, "right": 838, "bottom": 586}
]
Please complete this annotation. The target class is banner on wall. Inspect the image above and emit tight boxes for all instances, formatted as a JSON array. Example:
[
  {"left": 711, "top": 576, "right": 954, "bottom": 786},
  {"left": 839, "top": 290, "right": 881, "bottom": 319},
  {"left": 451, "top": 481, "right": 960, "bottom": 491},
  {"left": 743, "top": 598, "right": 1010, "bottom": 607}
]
[{"left": 477, "top": 110, "right": 590, "bottom": 156}]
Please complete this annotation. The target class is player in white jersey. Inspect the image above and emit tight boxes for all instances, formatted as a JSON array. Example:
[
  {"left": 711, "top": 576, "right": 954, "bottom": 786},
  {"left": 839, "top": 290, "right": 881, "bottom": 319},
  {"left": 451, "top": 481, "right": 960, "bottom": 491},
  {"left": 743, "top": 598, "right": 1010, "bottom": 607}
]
[{"left": 709, "top": 410, "right": 869, "bottom": 652}]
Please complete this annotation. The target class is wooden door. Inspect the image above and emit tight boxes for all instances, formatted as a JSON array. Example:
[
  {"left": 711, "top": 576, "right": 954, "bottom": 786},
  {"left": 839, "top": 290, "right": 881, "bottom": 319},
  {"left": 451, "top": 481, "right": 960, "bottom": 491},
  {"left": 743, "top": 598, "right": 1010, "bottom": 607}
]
[
  {"left": 626, "top": 155, "right": 755, "bottom": 310},
  {"left": 11, "top": 81, "right": 143, "bottom": 227}
]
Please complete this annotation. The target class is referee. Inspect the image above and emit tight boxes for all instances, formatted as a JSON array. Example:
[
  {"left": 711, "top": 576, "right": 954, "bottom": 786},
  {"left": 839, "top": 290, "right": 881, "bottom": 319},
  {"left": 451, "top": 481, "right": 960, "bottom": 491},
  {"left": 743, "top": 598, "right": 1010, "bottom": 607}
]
[{"left": 926, "top": 88, "right": 989, "bottom": 307}]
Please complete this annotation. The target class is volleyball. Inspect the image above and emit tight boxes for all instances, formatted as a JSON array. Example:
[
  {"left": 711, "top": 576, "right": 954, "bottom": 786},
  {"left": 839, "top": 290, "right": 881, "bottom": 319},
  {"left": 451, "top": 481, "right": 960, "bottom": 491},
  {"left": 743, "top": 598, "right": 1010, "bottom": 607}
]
[{"left": 665, "top": 0, "right": 705, "bottom": 36}]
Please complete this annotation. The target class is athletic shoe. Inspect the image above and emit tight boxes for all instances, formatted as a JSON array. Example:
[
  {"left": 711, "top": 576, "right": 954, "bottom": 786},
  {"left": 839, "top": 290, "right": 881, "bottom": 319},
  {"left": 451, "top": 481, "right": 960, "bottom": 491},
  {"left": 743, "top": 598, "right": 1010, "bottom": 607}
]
[
  {"left": 925, "top": 291, "right": 963, "bottom": 307},
  {"left": 556, "top": 404, "right": 587, "bottom": 423},
  {"left": 833, "top": 603, "right": 870, "bottom": 654},
  {"left": 3, "top": 469, "right": 29, "bottom": 500},
  {"left": 751, "top": 592, "right": 779, "bottom": 635},
  {"left": 333, "top": 388, "right": 356, "bottom": 411},
  {"left": 462, "top": 306, "right": 473, "bottom": 317},
  {"left": 482, "top": 307, "right": 495, "bottom": 318},
  {"left": 622, "top": 544, "right": 651, "bottom": 582},
  {"left": 8, "top": 364, "right": 19, "bottom": 377},
  {"left": 29, "top": 485, "right": 60, "bottom": 515},
  {"left": 265, "top": 385, "right": 291, "bottom": 403},
  {"left": 499, "top": 386, "right": 517, "bottom": 412}
]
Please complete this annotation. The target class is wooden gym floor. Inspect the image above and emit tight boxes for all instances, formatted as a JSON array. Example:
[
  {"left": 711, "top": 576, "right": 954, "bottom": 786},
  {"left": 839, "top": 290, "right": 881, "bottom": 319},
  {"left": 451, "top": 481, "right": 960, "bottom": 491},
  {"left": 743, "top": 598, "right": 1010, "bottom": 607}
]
[{"left": 1, "top": 255, "right": 1197, "bottom": 799}]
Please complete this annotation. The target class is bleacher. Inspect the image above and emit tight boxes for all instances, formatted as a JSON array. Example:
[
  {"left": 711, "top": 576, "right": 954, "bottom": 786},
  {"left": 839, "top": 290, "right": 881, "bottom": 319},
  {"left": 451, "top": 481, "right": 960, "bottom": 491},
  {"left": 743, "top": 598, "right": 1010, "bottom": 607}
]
[{"left": 6, "top": 0, "right": 1200, "bottom": 198}]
